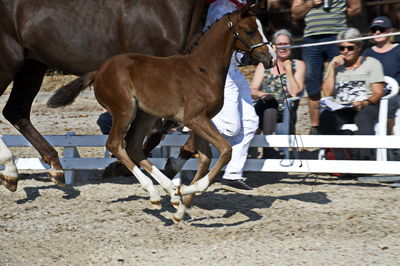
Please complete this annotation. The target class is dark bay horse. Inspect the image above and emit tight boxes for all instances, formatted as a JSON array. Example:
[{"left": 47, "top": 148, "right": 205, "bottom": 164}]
[
  {"left": 0, "top": 0, "right": 205, "bottom": 191},
  {"left": 47, "top": 0, "right": 274, "bottom": 222}
]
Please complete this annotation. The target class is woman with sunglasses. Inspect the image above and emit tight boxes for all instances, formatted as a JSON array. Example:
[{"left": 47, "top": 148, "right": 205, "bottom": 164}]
[
  {"left": 363, "top": 16, "right": 400, "bottom": 136},
  {"left": 320, "top": 27, "right": 385, "bottom": 160},
  {"left": 250, "top": 29, "right": 305, "bottom": 158}
]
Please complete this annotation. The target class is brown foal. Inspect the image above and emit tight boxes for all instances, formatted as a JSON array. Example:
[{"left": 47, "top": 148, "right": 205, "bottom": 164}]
[{"left": 48, "top": 0, "right": 274, "bottom": 222}]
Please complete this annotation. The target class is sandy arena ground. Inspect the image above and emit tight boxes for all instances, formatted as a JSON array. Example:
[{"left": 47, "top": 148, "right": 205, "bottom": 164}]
[{"left": 1, "top": 72, "right": 399, "bottom": 265}]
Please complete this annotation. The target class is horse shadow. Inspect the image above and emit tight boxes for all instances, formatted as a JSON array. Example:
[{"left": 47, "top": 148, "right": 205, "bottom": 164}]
[
  {"left": 14, "top": 173, "right": 81, "bottom": 204},
  {"left": 136, "top": 189, "right": 331, "bottom": 227}
]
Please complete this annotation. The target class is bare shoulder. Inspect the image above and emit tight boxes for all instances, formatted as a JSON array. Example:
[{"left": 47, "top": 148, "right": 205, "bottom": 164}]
[{"left": 294, "top": 59, "right": 306, "bottom": 69}]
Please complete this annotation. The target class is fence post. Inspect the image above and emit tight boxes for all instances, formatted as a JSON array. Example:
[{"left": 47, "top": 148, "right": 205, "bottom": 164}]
[{"left": 63, "top": 132, "right": 81, "bottom": 184}]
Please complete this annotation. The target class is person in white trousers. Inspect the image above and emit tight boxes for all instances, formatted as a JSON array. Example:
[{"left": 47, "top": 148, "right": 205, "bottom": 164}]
[{"left": 205, "top": 0, "right": 262, "bottom": 193}]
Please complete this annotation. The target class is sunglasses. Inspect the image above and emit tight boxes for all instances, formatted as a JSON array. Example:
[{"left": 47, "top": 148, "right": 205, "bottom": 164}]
[
  {"left": 339, "top": 45, "right": 356, "bottom": 52},
  {"left": 371, "top": 27, "right": 386, "bottom": 33}
]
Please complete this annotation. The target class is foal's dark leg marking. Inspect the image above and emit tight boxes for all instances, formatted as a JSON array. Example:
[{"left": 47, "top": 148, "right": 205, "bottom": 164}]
[
  {"left": 102, "top": 118, "right": 167, "bottom": 179},
  {"left": 164, "top": 133, "right": 197, "bottom": 178}
]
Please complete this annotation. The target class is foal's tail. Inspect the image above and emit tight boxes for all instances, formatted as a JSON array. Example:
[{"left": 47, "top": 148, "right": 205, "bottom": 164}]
[{"left": 47, "top": 71, "right": 96, "bottom": 108}]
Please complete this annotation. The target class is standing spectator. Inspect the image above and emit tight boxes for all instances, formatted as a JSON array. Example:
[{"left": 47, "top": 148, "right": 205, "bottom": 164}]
[
  {"left": 291, "top": 0, "right": 361, "bottom": 134},
  {"left": 320, "top": 28, "right": 385, "bottom": 160},
  {"left": 363, "top": 16, "right": 400, "bottom": 135},
  {"left": 205, "top": 0, "right": 264, "bottom": 193},
  {"left": 250, "top": 29, "right": 305, "bottom": 158}
]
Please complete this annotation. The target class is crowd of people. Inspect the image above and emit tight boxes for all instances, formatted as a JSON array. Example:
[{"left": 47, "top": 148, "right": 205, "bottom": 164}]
[{"left": 97, "top": 0, "right": 400, "bottom": 193}]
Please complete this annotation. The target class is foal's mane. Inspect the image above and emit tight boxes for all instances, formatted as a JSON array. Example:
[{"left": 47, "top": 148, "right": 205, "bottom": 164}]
[{"left": 182, "top": 10, "right": 238, "bottom": 55}]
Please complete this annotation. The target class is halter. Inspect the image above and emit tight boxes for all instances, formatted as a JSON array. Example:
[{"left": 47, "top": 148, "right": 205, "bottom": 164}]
[{"left": 227, "top": 14, "right": 271, "bottom": 54}]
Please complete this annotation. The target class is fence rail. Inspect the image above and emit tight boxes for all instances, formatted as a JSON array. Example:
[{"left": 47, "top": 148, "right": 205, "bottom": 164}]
[{"left": 1, "top": 134, "right": 400, "bottom": 184}]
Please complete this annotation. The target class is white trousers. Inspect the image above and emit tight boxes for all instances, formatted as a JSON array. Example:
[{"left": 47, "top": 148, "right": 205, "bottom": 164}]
[{"left": 212, "top": 65, "right": 259, "bottom": 180}]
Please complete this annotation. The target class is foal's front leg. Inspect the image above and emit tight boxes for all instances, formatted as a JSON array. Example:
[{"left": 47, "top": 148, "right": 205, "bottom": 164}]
[
  {"left": 178, "top": 117, "right": 232, "bottom": 196},
  {"left": 174, "top": 135, "right": 212, "bottom": 222}
]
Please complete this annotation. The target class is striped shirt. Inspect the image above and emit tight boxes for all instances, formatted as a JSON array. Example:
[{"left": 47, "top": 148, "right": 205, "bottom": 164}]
[{"left": 304, "top": 0, "right": 348, "bottom": 37}]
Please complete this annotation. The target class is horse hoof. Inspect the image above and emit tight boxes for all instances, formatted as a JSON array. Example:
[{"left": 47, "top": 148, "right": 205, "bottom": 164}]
[
  {"left": 172, "top": 214, "right": 183, "bottom": 223},
  {"left": 170, "top": 199, "right": 181, "bottom": 209},
  {"left": 150, "top": 201, "right": 162, "bottom": 210},
  {"left": 0, "top": 174, "right": 18, "bottom": 192},
  {"left": 49, "top": 174, "right": 65, "bottom": 187}
]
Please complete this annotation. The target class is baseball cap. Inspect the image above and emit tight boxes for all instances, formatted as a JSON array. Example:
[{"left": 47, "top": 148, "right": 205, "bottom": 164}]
[{"left": 370, "top": 16, "right": 392, "bottom": 29}]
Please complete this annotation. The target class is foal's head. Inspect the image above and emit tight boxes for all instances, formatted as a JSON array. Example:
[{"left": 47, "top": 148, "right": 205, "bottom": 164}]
[{"left": 231, "top": 0, "right": 276, "bottom": 68}]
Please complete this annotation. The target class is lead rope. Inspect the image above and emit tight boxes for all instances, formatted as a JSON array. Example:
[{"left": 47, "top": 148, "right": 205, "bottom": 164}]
[{"left": 275, "top": 62, "right": 319, "bottom": 189}]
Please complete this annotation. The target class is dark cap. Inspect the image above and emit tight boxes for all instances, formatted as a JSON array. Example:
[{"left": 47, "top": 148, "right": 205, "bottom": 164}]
[{"left": 370, "top": 16, "right": 392, "bottom": 29}]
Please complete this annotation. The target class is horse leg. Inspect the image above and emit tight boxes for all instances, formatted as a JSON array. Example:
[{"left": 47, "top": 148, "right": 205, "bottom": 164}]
[
  {"left": 2, "top": 59, "right": 65, "bottom": 187},
  {"left": 0, "top": 137, "right": 18, "bottom": 192},
  {"left": 163, "top": 132, "right": 197, "bottom": 178},
  {"left": 104, "top": 101, "right": 162, "bottom": 209},
  {"left": 102, "top": 118, "right": 165, "bottom": 179},
  {"left": 177, "top": 116, "right": 232, "bottom": 196},
  {"left": 125, "top": 111, "right": 180, "bottom": 208},
  {"left": 174, "top": 135, "right": 211, "bottom": 222},
  {"left": 0, "top": 43, "right": 24, "bottom": 191},
  {"left": 142, "top": 118, "right": 164, "bottom": 157}
]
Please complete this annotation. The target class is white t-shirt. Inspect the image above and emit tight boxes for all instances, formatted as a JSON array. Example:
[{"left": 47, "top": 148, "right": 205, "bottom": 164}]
[{"left": 334, "top": 56, "right": 385, "bottom": 104}]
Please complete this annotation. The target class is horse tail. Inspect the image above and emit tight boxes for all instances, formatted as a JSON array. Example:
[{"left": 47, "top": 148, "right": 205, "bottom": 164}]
[{"left": 47, "top": 71, "right": 96, "bottom": 108}]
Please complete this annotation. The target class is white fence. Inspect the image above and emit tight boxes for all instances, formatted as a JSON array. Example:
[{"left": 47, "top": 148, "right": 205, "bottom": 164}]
[{"left": 1, "top": 133, "right": 400, "bottom": 184}]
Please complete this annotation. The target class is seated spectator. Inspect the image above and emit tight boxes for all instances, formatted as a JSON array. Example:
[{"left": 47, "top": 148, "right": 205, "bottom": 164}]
[
  {"left": 319, "top": 27, "right": 385, "bottom": 160},
  {"left": 250, "top": 29, "right": 305, "bottom": 157},
  {"left": 363, "top": 16, "right": 400, "bottom": 136}
]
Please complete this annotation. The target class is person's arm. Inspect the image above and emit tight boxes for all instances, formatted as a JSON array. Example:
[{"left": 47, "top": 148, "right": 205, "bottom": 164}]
[
  {"left": 346, "top": 0, "right": 361, "bottom": 17},
  {"left": 250, "top": 63, "right": 268, "bottom": 99},
  {"left": 352, "top": 82, "right": 384, "bottom": 110},
  {"left": 284, "top": 60, "right": 306, "bottom": 97},
  {"left": 291, "top": 0, "right": 321, "bottom": 20},
  {"left": 322, "top": 56, "right": 344, "bottom": 97}
]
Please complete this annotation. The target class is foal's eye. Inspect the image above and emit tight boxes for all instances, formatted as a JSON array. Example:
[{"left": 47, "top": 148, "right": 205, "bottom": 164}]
[{"left": 246, "top": 30, "right": 255, "bottom": 36}]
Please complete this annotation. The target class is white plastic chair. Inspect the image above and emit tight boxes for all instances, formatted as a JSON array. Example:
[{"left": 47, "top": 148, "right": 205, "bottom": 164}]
[{"left": 394, "top": 109, "right": 400, "bottom": 136}]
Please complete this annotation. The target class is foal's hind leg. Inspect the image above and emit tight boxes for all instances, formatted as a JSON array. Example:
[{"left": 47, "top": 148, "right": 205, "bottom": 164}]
[
  {"left": 125, "top": 111, "right": 180, "bottom": 208},
  {"left": 104, "top": 101, "right": 161, "bottom": 209},
  {"left": 2, "top": 60, "right": 65, "bottom": 187},
  {"left": 102, "top": 118, "right": 165, "bottom": 179}
]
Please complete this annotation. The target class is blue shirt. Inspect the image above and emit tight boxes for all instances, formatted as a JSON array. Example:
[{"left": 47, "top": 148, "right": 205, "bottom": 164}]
[{"left": 363, "top": 44, "right": 400, "bottom": 85}]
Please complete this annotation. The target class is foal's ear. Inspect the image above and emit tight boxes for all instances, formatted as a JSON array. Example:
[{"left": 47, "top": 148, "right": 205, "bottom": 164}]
[{"left": 241, "top": 0, "right": 265, "bottom": 17}]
